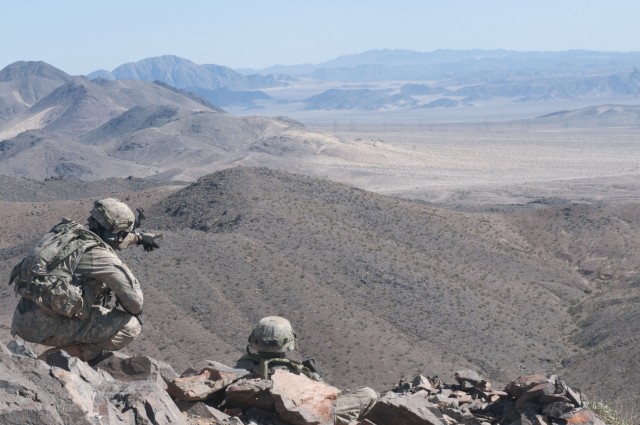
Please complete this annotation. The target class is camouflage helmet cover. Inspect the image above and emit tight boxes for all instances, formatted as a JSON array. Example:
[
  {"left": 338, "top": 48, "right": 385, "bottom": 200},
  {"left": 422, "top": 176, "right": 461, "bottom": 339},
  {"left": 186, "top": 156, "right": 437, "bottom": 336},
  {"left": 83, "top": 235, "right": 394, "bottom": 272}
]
[
  {"left": 249, "top": 316, "right": 297, "bottom": 354},
  {"left": 90, "top": 198, "right": 135, "bottom": 233}
]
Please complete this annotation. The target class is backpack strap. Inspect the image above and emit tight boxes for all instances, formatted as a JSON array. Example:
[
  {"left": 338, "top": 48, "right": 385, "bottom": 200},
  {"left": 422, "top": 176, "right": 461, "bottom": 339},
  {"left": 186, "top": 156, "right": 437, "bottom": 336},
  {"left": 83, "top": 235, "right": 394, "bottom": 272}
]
[{"left": 46, "top": 223, "right": 105, "bottom": 272}]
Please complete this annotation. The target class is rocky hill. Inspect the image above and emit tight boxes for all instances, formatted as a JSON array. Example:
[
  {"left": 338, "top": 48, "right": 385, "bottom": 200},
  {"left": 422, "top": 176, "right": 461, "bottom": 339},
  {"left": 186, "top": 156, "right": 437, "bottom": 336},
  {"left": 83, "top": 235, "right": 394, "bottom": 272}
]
[
  {"left": 0, "top": 61, "right": 71, "bottom": 121},
  {"left": 0, "top": 61, "right": 430, "bottom": 183},
  {"left": 1, "top": 167, "right": 637, "bottom": 416}
]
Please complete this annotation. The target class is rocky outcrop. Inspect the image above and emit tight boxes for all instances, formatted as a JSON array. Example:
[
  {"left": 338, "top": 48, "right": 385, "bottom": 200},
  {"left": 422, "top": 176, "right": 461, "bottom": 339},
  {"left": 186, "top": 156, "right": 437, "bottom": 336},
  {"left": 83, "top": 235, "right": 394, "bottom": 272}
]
[{"left": 0, "top": 340, "right": 606, "bottom": 425}]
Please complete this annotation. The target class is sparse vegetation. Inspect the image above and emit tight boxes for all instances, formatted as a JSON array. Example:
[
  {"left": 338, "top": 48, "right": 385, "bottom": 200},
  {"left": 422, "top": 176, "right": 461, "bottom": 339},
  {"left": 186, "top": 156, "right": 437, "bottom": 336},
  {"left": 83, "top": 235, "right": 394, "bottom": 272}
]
[{"left": 586, "top": 399, "right": 637, "bottom": 425}]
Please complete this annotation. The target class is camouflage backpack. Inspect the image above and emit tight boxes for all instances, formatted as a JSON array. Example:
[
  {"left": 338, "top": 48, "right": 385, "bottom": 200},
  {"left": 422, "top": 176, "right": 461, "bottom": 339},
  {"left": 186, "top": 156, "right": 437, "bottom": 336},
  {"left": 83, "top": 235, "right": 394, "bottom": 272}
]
[{"left": 9, "top": 218, "right": 107, "bottom": 318}]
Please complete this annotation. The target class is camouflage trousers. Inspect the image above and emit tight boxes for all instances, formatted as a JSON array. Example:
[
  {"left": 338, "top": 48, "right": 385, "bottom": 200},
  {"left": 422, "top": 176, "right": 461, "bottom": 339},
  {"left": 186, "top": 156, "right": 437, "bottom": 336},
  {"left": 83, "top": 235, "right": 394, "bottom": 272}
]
[
  {"left": 11, "top": 298, "right": 141, "bottom": 362},
  {"left": 334, "top": 386, "right": 378, "bottom": 425}
]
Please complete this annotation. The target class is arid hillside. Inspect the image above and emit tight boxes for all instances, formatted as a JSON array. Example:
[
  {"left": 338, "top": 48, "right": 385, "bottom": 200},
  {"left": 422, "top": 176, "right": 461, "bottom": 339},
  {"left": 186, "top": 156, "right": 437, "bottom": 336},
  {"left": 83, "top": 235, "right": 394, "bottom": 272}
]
[
  {"left": 0, "top": 61, "right": 436, "bottom": 184},
  {"left": 2, "top": 167, "right": 637, "bottom": 415}
]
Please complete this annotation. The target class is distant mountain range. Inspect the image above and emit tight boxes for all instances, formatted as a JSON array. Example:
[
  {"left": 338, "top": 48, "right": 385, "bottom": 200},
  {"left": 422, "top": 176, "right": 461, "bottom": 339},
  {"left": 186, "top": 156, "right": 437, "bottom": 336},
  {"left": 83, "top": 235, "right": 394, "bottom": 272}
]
[
  {"left": 81, "top": 50, "right": 640, "bottom": 112},
  {"left": 88, "top": 55, "right": 285, "bottom": 110},
  {"left": 251, "top": 48, "right": 640, "bottom": 81}
]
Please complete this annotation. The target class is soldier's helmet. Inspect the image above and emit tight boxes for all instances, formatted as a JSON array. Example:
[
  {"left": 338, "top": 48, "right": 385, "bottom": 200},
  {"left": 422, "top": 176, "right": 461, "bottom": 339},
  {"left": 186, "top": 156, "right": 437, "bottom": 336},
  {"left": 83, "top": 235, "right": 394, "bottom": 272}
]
[
  {"left": 249, "top": 316, "right": 297, "bottom": 354},
  {"left": 90, "top": 198, "right": 136, "bottom": 233}
]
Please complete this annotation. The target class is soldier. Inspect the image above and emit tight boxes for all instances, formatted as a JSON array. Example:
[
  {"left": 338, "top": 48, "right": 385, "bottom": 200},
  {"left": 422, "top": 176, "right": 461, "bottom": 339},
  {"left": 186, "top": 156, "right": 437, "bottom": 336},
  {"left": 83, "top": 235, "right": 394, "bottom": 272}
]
[
  {"left": 236, "top": 316, "right": 378, "bottom": 425},
  {"left": 9, "top": 198, "right": 161, "bottom": 363}
]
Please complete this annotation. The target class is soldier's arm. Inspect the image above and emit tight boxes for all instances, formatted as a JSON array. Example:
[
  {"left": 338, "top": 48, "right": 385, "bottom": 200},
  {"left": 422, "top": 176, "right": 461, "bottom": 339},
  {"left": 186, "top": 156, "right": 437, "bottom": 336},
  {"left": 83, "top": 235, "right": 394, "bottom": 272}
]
[
  {"left": 117, "top": 232, "right": 141, "bottom": 249},
  {"left": 76, "top": 246, "right": 144, "bottom": 314}
]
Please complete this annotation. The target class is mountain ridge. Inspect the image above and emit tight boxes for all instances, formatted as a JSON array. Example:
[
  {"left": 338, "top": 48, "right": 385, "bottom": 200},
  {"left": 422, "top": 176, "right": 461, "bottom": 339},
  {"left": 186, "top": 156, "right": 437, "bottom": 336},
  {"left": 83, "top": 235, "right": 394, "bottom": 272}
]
[{"left": 89, "top": 55, "right": 288, "bottom": 91}]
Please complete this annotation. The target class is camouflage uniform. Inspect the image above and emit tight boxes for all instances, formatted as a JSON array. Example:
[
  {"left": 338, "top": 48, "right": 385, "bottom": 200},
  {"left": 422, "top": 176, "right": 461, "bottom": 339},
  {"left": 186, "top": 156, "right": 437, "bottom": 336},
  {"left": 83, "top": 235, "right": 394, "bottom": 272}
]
[
  {"left": 334, "top": 386, "right": 378, "bottom": 425},
  {"left": 237, "top": 316, "right": 378, "bottom": 424},
  {"left": 11, "top": 226, "right": 145, "bottom": 362}
]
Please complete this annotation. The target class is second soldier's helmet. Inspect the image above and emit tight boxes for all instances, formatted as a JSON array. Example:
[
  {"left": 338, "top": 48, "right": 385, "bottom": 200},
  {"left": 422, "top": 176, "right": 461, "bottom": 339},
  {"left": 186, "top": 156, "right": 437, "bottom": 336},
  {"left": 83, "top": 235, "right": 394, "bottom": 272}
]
[
  {"left": 90, "top": 198, "right": 136, "bottom": 233},
  {"left": 249, "top": 316, "right": 297, "bottom": 354}
]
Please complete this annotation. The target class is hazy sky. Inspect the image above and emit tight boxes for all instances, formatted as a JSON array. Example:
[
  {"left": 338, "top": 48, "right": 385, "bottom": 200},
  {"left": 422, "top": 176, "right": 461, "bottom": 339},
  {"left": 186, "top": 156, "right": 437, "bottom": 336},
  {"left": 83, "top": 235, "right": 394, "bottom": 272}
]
[{"left": 3, "top": 0, "right": 638, "bottom": 75}]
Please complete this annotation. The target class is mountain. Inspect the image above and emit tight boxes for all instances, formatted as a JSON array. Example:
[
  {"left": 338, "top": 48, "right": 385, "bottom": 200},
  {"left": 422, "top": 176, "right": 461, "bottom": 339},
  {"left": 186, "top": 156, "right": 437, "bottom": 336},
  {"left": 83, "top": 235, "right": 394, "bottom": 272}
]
[
  {"left": 2, "top": 62, "right": 637, "bottom": 188},
  {"left": 0, "top": 61, "right": 434, "bottom": 183},
  {"left": 83, "top": 51, "right": 640, "bottom": 115},
  {"left": 0, "top": 61, "right": 72, "bottom": 122},
  {"left": 257, "top": 49, "right": 640, "bottom": 80},
  {"left": 185, "top": 86, "right": 271, "bottom": 108},
  {"left": 533, "top": 104, "right": 640, "bottom": 126},
  {"left": 88, "top": 55, "right": 288, "bottom": 91},
  {"left": 304, "top": 88, "right": 418, "bottom": 110}
]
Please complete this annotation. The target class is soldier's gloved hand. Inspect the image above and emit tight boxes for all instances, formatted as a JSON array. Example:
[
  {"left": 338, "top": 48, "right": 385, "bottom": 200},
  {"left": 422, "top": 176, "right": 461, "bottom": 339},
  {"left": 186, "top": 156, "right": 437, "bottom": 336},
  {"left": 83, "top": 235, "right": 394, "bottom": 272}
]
[{"left": 139, "top": 233, "right": 162, "bottom": 252}]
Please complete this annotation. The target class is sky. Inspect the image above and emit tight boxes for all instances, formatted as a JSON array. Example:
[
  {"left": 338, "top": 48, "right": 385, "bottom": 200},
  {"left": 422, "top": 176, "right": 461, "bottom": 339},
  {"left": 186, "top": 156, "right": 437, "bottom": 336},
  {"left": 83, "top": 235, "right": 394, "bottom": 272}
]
[{"left": 2, "top": 0, "right": 639, "bottom": 75}]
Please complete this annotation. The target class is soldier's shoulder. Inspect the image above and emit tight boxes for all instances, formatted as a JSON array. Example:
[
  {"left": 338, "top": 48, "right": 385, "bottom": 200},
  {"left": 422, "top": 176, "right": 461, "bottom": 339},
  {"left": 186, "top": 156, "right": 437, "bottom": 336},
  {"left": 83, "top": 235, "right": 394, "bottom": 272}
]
[{"left": 234, "top": 354, "right": 259, "bottom": 371}]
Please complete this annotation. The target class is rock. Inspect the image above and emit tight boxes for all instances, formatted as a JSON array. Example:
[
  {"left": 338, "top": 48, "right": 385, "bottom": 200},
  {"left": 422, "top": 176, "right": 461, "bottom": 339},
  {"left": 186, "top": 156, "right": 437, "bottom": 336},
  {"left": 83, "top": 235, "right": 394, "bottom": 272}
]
[
  {"left": 6, "top": 340, "right": 37, "bottom": 358},
  {"left": 0, "top": 353, "right": 125, "bottom": 424},
  {"left": 564, "top": 384, "right": 584, "bottom": 407},
  {"left": 564, "top": 409, "right": 606, "bottom": 425},
  {"left": 454, "top": 369, "right": 488, "bottom": 390},
  {"left": 520, "top": 410, "right": 551, "bottom": 425},
  {"left": 206, "top": 360, "right": 250, "bottom": 378},
  {"left": 505, "top": 375, "right": 548, "bottom": 399},
  {"left": 243, "top": 407, "right": 290, "bottom": 425},
  {"left": 0, "top": 342, "right": 11, "bottom": 356},
  {"left": 91, "top": 351, "right": 178, "bottom": 389},
  {"left": 541, "top": 401, "right": 579, "bottom": 419},
  {"left": 366, "top": 391, "right": 446, "bottom": 425},
  {"left": 271, "top": 369, "right": 340, "bottom": 425},
  {"left": 538, "top": 393, "right": 571, "bottom": 404},
  {"left": 105, "top": 380, "right": 188, "bottom": 424},
  {"left": 515, "top": 382, "right": 555, "bottom": 411},
  {"left": 175, "top": 400, "right": 230, "bottom": 422},
  {"left": 226, "top": 378, "right": 275, "bottom": 411},
  {"left": 168, "top": 366, "right": 241, "bottom": 401},
  {"left": 412, "top": 375, "right": 434, "bottom": 392},
  {"left": 41, "top": 349, "right": 110, "bottom": 386},
  {"left": 442, "top": 406, "right": 484, "bottom": 425}
]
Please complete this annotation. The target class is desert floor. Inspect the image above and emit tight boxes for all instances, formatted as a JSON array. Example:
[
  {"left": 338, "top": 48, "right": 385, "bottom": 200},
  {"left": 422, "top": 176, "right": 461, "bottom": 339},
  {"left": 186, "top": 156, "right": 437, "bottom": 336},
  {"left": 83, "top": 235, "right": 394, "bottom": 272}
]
[{"left": 306, "top": 122, "right": 640, "bottom": 209}]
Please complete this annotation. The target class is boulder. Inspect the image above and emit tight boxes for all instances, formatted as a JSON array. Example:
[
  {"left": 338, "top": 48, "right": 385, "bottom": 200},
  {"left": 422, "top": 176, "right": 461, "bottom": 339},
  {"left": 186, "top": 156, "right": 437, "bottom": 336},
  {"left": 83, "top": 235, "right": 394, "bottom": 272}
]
[
  {"left": 365, "top": 391, "right": 446, "bottom": 425},
  {"left": 271, "top": 369, "right": 340, "bottom": 425},
  {"left": 412, "top": 375, "right": 434, "bottom": 392},
  {"left": 505, "top": 375, "right": 549, "bottom": 399},
  {"left": 454, "top": 369, "right": 488, "bottom": 390},
  {"left": 167, "top": 367, "right": 242, "bottom": 401},
  {"left": 226, "top": 378, "right": 276, "bottom": 411},
  {"left": 105, "top": 380, "right": 188, "bottom": 424},
  {"left": 91, "top": 351, "right": 178, "bottom": 389},
  {"left": 515, "top": 382, "right": 555, "bottom": 411},
  {"left": 41, "top": 349, "right": 111, "bottom": 386},
  {"left": 175, "top": 400, "right": 230, "bottom": 422},
  {"left": 0, "top": 352, "right": 126, "bottom": 424}
]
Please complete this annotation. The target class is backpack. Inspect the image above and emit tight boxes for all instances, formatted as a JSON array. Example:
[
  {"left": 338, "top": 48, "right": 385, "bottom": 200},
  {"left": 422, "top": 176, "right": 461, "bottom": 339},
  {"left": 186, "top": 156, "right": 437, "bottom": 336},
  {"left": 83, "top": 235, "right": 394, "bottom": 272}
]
[{"left": 9, "top": 218, "right": 107, "bottom": 318}]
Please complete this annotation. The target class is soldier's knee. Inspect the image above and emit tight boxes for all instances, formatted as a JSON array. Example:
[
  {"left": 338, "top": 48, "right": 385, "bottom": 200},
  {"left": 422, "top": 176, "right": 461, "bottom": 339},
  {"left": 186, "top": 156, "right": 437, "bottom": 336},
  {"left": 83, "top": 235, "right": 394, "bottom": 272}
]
[
  {"left": 354, "top": 386, "right": 378, "bottom": 413},
  {"left": 122, "top": 314, "right": 142, "bottom": 339},
  {"left": 110, "top": 314, "right": 142, "bottom": 350}
]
